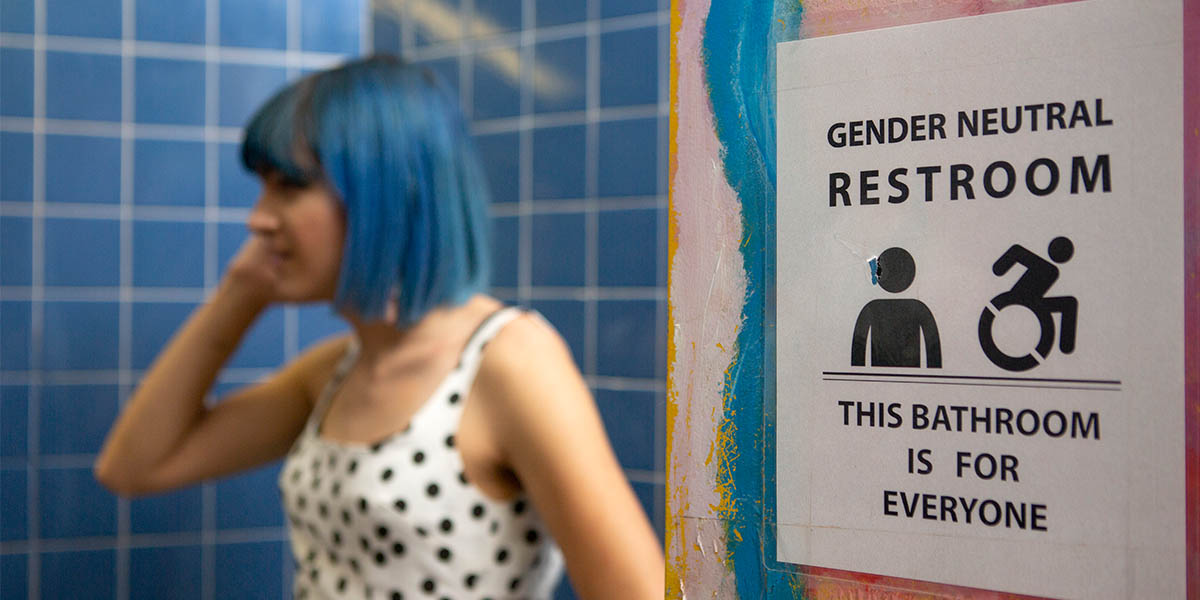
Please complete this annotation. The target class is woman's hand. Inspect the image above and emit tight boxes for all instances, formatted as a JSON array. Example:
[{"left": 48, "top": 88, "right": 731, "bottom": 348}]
[{"left": 222, "top": 234, "right": 284, "bottom": 309}]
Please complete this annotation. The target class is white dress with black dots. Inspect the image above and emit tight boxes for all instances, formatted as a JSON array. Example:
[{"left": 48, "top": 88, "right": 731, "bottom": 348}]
[{"left": 279, "top": 308, "right": 564, "bottom": 600}]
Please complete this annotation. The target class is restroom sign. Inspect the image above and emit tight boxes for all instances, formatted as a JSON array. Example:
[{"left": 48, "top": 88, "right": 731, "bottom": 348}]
[{"left": 774, "top": 2, "right": 1185, "bottom": 598}]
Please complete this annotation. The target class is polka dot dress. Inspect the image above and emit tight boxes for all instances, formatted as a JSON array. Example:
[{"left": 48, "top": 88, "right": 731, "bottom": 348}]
[{"left": 279, "top": 308, "right": 564, "bottom": 599}]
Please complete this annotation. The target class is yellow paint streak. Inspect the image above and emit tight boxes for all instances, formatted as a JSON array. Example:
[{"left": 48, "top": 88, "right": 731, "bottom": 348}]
[
  {"left": 709, "top": 355, "right": 741, "bottom": 531},
  {"left": 664, "top": 0, "right": 685, "bottom": 596}
]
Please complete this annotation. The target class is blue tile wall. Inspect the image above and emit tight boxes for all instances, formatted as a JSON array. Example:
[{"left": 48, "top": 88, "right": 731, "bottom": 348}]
[
  {"left": 39, "top": 467, "right": 117, "bottom": 538},
  {"left": 475, "top": 131, "right": 520, "bottom": 205},
  {"left": 596, "top": 299, "right": 657, "bottom": 378},
  {"left": 529, "top": 299, "right": 586, "bottom": 368},
  {"left": 1, "top": 0, "right": 34, "bottom": 34},
  {"left": 133, "top": 139, "right": 207, "bottom": 206},
  {"left": 532, "top": 213, "right": 586, "bottom": 286},
  {"left": 418, "top": 56, "right": 459, "bottom": 93},
  {"left": 39, "top": 549, "right": 115, "bottom": 600},
  {"left": 45, "top": 51, "right": 122, "bottom": 121},
  {"left": 600, "top": 26, "right": 659, "bottom": 107},
  {"left": 129, "top": 546, "right": 203, "bottom": 600},
  {"left": 1, "top": 48, "right": 33, "bottom": 116},
  {"left": 602, "top": 0, "right": 660, "bottom": 19},
  {"left": 1, "top": 132, "right": 33, "bottom": 202},
  {"left": 474, "top": 0, "right": 522, "bottom": 34},
  {"left": 1, "top": 216, "right": 33, "bottom": 285},
  {"left": 596, "top": 389, "right": 656, "bottom": 470},
  {"left": 536, "top": 0, "right": 586, "bottom": 27},
  {"left": 598, "top": 117, "right": 659, "bottom": 197},
  {"left": 533, "top": 37, "right": 587, "bottom": 114},
  {"left": 38, "top": 385, "right": 119, "bottom": 455},
  {"left": 47, "top": 0, "right": 121, "bottom": 38},
  {"left": 472, "top": 46, "right": 521, "bottom": 120},
  {"left": 0, "top": 2, "right": 365, "bottom": 598},
  {"left": 490, "top": 215, "right": 519, "bottom": 287},
  {"left": 532, "top": 125, "right": 586, "bottom": 200},
  {"left": 45, "top": 134, "right": 122, "bottom": 204},
  {"left": 44, "top": 217, "right": 120, "bottom": 286},
  {"left": 132, "top": 220, "right": 205, "bottom": 287},
  {"left": 135, "top": 57, "right": 206, "bottom": 125},
  {"left": 598, "top": 208, "right": 659, "bottom": 287}
]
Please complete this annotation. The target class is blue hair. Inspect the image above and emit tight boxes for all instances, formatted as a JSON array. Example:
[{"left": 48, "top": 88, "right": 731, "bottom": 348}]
[{"left": 241, "top": 55, "right": 490, "bottom": 324}]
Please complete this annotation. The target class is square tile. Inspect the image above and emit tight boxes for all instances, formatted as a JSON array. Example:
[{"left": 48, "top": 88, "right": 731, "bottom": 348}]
[
  {"left": 219, "top": 142, "right": 261, "bottom": 208},
  {"left": 0, "top": 301, "right": 31, "bottom": 370},
  {"left": 1, "top": 385, "right": 28, "bottom": 458},
  {"left": 1, "top": 216, "right": 33, "bottom": 285},
  {"left": 42, "top": 301, "right": 119, "bottom": 370},
  {"left": 297, "top": 304, "right": 348, "bottom": 349},
  {"left": 301, "top": 0, "right": 362, "bottom": 54},
  {"left": 130, "top": 546, "right": 202, "bottom": 600},
  {"left": 39, "top": 467, "right": 117, "bottom": 538},
  {"left": 40, "top": 549, "right": 115, "bottom": 600},
  {"left": 631, "top": 480, "right": 665, "bottom": 540},
  {"left": 130, "top": 486, "right": 203, "bottom": 534},
  {"left": 473, "top": 0, "right": 521, "bottom": 34},
  {"left": 46, "top": 134, "right": 121, "bottom": 204},
  {"left": 373, "top": 8, "right": 401, "bottom": 54},
  {"left": 536, "top": 0, "right": 585, "bottom": 27},
  {"left": 597, "top": 208, "right": 658, "bottom": 286},
  {"left": 1, "top": 0, "right": 34, "bottom": 33},
  {"left": 598, "top": 118, "right": 657, "bottom": 197},
  {"left": 490, "top": 215, "right": 518, "bottom": 288},
  {"left": 595, "top": 299, "right": 656, "bottom": 378},
  {"left": 533, "top": 37, "right": 586, "bottom": 114},
  {"left": 46, "top": 51, "right": 121, "bottom": 121},
  {"left": 601, "top": 0, "right": 657, "bottom": 18},
  {"left": 134, "top": 139, "right": 206, "bottom": 206},
  {"left": 217, "top": 222, "right": 247, "bottom": 273},
  {"left": 528, "top": 300, "right": 585, "bottom": 368},
  {"left": 411, "top": 0, "right": 460, "bottom": 46},
  {"left": 0, "top": 554, "right": 27, "bottom": 599},
  {"left": 416, "top": 56, "right": 459, "bottom": 94},
  {"left": 215, "top": 460, "right": 284, "bottom": 529},
  {"left": 600, "top": 27, "right": 658, "bottom": 107},
  {"left": 219, "top": 0, "right": 286, "bottom": 49},
  {"left": 38, "top": 384, "right": 119, "bottom": 455},
  {"left": 1, "top": 132, "right": 33, "bottom": 202},
  {"left": 47, "top": 0, "right": 121, "bottom": 38},
  {"left": 226, "top": 305, "right": 286, "bottom": 369},
  {"left": 44, "top": 217, "right": 119, "bottom": 286},
  {"left": 218, "top": 64, "right": 287, "bottom": 128},
  {"left": 136, "top": 0, "right": 205, "bottom": 44},
  {"left": 214, "top": 541, "right": 285, "bottom": 599},
  {"left": 0, "top": 468, "right": 26, "bottom": 541},
  {"left": 532, "top": 125, "right": 585, "bottom": 200},
  {"left": 1, "top": 49, "right": 33, "bottom": 117},
  {"left": 472, "top": 46, "right": 521, "bottom": 120},
  {"left": 131, "top": 302, "right": 198, "bottom": 369},
  {"left": 531, "top": 213, "right": 585, "bottom": 286},
  {"left": 135, "top": 57, "right": 206, "bottom": 125},
  {"left": 474, "top": 132, "right": 519, "bottom": 205},
  {"left": 595, "top": 389, "right": 655, "bottom": 470},
  {"left": 133, "top": 220, "right": 205, "bottom": 287}
]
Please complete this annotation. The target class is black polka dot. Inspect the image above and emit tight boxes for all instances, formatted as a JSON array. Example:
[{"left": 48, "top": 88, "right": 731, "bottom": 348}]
[
  {"left": 306, "top": 549, "right": 318, "bottom": 562},
  {"left": 328, "top": 550, "right": 339, "bottom": 564},
  {"left": 391, "top": 592, "right": 402, "bottom": 600},
  {"left": 297, "top": 496, "right": 307, "bottom": 509},
  {"left": 310, "top": 568, "right": 319, "bottom": 581},
  {"left": 525, "top": 529, "right": 539, "bottom": 544},
  {"left": 342, "top": 510, "right": 352, "bottom": 525},
  {"left": 439, "top": 519, "right": 453, "bottom": 533},
  {"left": 381, "top": 468, "right": 393, "bottom": 482},
  {"left": 457, "top": 472, "right": 468, "bottom": 485},
  {"left": 532, "top": 553, "right": 543, "bottom": 568},
  {"left": 426, "top": 483, "right": 439, "bottom": 497},
  {"left": 291, "top": 470, "right": 301, "bottom": 482},
  {"left": 413, "top": 451, "right": 425, "bottom": 464},
  {"left": 311, "top": 477, "right": 321, "bottom": 490},
  {"left": 496, "top": 548, "right": 509, "bottom": 563},
  {"left": 348, "top": 459, "right": 358, "bottom": 474},
  {"left": 350, "top": 558, "right": 360, "bottom": 573},
  {"left": 376, "top": 525, "right": 389, "bottom": 539},
  {"left": 332, "top": 531, "right": 342, "bottom": 546},
  {"left": 393, "top": 499, "right": 406, "bottom": 512},
  {"left": 509, "top": 577, "right": 521, "bottom": 591},
  {"left": 464, "top": 574, "right": 478, "bottom": 589},
  {"left": 374, "top": 551, "right": 386, "bottom": 565},
  {"left": 331, "top": 482, "right": 341, "bottom": 497},
  {"left": 318, "top": 503, "right": 329, "bottom": 518},
  {"left": 422, "top": 579, "right": 436, "bottom": 593},
  {"left": 471, "top": 504, "right": 485, "bottom": 519},
  {"left": 337, "top": 577, "right": 347, "bottom": 592},
  {"left": 311, "top": 458, "right": 321, "bottom": 471},
  {"left": 358, "top": 498, "right": 368, "bottom": 513},
  {"left": 444, "top": 435, "right": 455, "bottom": 448},
  {"left": 437, "top": 547, "right": 451, "bottom": 562},
  {"left": 392, "top": 542, "right": 405, "bottom": 556},
  {"left": 370, "top": 441, "right": 384, "bottom": 453},
  {"left": 416, "top": 526, "right": 429, "bottom": 537},
  {"left": 360, "top": 537, "right": 370, "bottom": 551},
  {"left": 489, "top": 520, "right": 499, "bottom": 534},
  {"left": 449, "top": 393, "right": 461, "bottom": 405},
  {"left": 307, "top": 522, "right": 319, "bottom": 536},
  {"left": 513, "top": 500, "right": 526, "bottom": 514}
]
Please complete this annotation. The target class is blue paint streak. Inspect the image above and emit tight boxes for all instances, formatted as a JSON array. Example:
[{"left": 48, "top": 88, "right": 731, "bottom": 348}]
[{"left": 702, "top": 1, "right": 803, "bottom": 597}]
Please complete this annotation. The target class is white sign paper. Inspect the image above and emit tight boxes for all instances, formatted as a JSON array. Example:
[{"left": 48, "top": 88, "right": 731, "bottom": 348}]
[{"left": 775, "top": 2, "right": 1184, "bottom": 598}]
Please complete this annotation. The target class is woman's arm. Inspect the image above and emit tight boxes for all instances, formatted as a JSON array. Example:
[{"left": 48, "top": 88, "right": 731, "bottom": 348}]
[
  {"left": 474, "top": 315, "right": 663, "bottom": 600},
  {"left": 94, "top": 237, "right": 339, "bottom": 497}
]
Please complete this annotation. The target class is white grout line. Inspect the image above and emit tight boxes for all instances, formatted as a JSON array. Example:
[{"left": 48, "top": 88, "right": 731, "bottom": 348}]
[
  {"left": 0, "top": 32, "right": 355, "bottom": 68},
  {"left": 201, "top": 2, "right": 219, "bottom": 598},
  {"left": 583, "top": 0, "right": 600, "bottom": 379},
  {"left": 26, "top": 1, "right": 46, "bottom": 597},
  {"left": 115, "top": 1, "right": 136, "bottom": 597}
]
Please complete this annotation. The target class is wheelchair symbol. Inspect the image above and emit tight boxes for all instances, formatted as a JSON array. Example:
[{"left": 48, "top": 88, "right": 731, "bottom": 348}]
[{"left": 978, "top": 237, "right": 1078, "bottom": 372}]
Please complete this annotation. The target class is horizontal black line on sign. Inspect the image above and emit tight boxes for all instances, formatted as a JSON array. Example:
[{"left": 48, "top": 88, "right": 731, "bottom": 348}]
[
  {"left": 821, "top": 371, "right": 1120, "bottom": 385},
  {"left": 821, "top": 377, "right": 1120, "bottom": 392}
]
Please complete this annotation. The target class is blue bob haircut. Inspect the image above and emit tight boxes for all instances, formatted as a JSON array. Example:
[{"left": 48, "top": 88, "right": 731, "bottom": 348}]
[{"left": 240, "top": 55, "right": 490, "bottom": 324}]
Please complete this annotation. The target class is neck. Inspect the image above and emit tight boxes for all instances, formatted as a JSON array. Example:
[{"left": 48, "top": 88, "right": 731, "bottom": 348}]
[{"left": 339, "top": 294, "right": 490, "bottom": 363}]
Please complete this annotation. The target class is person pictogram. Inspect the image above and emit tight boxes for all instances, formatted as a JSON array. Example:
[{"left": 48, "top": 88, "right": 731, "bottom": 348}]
[
  {"left": 851, "top": 247, "right": 942, "bottom": 368},
  {"left": 977, "top": 236, "right": 1078, "bottom": 371}
]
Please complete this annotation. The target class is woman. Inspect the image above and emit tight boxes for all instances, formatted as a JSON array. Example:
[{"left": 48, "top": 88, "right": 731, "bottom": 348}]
[{"left": 95, "top": 55, "right": 662, "bottom": 599}]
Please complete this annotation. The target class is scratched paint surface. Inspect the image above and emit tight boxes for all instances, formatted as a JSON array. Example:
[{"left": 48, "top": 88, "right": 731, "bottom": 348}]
[{"left": 666, "top": 0, "right": 1200, "bottom": 598}]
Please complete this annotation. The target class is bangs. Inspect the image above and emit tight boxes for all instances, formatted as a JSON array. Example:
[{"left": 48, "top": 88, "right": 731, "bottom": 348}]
[{"left": 240, "top": 79, "right": 322, "bottom": 186}]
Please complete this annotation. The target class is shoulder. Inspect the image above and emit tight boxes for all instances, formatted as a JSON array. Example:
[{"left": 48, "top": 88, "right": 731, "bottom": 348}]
[
  {"left": 280, "top": 333, "right": 355, "bottom": 406},
  {"left": 472, "top": 312, "right": 585, "bottom": 419}
]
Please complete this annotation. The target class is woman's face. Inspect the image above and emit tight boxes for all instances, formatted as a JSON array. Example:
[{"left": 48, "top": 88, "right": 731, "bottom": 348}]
[{"left": 247, "top": 173, "right": 345, "bottom": 303}]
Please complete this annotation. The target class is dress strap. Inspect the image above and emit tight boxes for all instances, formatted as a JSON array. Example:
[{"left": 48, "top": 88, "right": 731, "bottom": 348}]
[
  {"left": 306, "top": 337, "right": 360, "bottom": 434},
  {"left": 454, "top": 306, "right": 526, "bottom": 382}
]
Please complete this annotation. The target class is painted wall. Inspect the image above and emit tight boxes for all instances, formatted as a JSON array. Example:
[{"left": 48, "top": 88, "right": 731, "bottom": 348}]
[
  {"left": 0, "top": 1, "right": 364, "bottom": 598},
  {"left": 666, "top": 0, "right": 1199, "bottom": 597}
]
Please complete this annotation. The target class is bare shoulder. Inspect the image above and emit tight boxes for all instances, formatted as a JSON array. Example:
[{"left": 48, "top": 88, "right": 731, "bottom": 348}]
[
  {"left": 473, "top": 312, "right": 584, "bottom": 415},
  {"left": 281, "top": 333, "right": 355, "bottom": 406}
]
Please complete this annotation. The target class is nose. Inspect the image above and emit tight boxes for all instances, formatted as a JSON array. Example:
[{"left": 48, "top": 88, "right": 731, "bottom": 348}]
[{"left": 247, "top": 196, "right": 281, "bottom": 234}]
